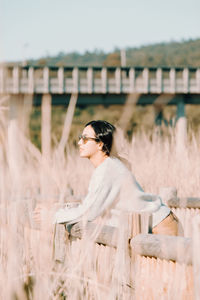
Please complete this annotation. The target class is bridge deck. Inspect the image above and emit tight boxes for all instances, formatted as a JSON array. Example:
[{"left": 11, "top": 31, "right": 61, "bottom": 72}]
[{"left": 0, "top": 66, "right": 200, "bottom": 95}]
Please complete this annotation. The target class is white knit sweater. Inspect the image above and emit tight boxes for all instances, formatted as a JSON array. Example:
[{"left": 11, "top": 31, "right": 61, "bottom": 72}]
[{"left": 54, "top": 157, "right": 170, "bottom": 228}]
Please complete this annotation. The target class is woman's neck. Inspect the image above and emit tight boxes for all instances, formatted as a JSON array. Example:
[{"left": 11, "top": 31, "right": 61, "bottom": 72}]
[{"left": 90, "top": 152, "right": 109, "bottom": 168}]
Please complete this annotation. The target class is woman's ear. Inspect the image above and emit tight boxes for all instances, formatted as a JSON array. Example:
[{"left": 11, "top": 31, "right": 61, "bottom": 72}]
[{"left": 98, "top": 141, "right": 103, "bottom": 151}]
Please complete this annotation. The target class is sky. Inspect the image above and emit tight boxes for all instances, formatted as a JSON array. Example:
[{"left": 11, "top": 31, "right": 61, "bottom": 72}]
[{"left": 0, "top": 0, "right": 200, "bottom": 62}]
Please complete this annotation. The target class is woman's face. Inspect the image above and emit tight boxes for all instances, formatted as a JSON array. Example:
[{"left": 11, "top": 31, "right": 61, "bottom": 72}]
[{"left": 78, "top": 125, "right": 101, "bottom": 159}]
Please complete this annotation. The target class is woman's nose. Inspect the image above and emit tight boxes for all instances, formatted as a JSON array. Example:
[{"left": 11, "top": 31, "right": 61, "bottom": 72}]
[{"left": 78, "top": 139, "right": 82, "bottom": 145}]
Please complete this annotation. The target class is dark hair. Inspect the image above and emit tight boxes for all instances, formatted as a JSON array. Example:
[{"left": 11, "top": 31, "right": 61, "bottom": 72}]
[{"left": 85, "top": 120, "right": 115, "bottom": 155}]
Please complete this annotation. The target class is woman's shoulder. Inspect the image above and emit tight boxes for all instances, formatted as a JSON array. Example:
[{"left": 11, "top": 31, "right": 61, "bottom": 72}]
[
  {"left": 104, "top": 156, "right": 131, "bottom": 178},
  {"left": 92, "top": 156, "right": 128, "bottom": 180},
  {"left": 109, "top": 156, "right": 130, "bottom": 168},
  {"left": 109, "top": 157, "right": 144, "bottom": 190}
]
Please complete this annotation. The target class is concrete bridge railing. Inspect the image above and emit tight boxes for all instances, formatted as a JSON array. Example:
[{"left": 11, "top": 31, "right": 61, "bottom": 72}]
[{"left": 0, "top": 66, "right": 200, "bottom": 95}]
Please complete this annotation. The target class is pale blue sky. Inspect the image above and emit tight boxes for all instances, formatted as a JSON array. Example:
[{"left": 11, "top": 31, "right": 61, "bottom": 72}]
[{"left": 0, "top": 0, "right": 200, "bottom": 62}]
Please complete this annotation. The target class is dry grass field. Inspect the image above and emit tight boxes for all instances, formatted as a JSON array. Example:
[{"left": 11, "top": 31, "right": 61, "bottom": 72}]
[{"left": 0, "top": 102, "right": 200, "bottom": 299}]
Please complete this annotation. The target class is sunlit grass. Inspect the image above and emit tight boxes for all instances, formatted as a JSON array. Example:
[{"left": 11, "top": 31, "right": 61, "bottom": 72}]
[{"left": 0, "top": 103, "right": 200, "bottom": 299}]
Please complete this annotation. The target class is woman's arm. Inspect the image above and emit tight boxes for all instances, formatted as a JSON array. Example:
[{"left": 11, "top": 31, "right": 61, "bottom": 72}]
[{"left": 54, "top": 169, "right": 119, "bottom": 224}]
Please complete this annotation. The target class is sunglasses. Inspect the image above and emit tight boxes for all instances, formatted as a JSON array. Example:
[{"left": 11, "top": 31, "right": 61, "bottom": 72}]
[{"left": 78, "top": 134, "right": 100, "bottom": 144}]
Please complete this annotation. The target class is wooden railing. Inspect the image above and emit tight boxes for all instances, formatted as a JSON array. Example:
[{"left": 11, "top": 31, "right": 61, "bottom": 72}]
[
  {"left": 52, "top": 187, "right": 200, "bottom": 299},
  {"left": 1, "top": 66, "right": 200, "bottom": 95}
]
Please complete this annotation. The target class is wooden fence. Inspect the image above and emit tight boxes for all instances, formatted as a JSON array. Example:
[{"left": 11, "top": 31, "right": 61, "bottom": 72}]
[{"left": 53, "top": 187, "right": 200, "bottom": 299}]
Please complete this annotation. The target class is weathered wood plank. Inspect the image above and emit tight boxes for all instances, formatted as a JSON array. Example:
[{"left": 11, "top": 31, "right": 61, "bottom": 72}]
[
  {"left": 69, "top": 212, "right": 151, "bottom": 247},
  {"left": 159, "top": 186, "right": 200, "bottom": 209},
  {"left": 167, "top": 197, "right": 200, "bottom": 208},
  {"left": 53, "top": 224, "right": 68, "bottom": 262},
  {"left": 131, "top": 233, "right": 192, "bottom": 264},
  {"left": 70, "top": 222, "right": 118, "bottom": 248}
]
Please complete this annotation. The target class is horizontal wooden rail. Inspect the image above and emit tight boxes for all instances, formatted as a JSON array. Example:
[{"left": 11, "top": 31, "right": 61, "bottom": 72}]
[
  {"left": 167, "top": 197, "right": 200, "bottom": 208},
  {"left": 53, "top": 190, "right": 200, "bottom": 264},
  {"left": 159, "top": 187, "right": 200, "bottom": 209},
  {"left": 54, "top": 223, "right": 193, "bottom": 265},
  {"left": 70, "top": 224, "right": 193, "bottom": 264},
  {"left": 70, "top": 222, "right": 118, "bottom": 248},
  {"left": 131, "top": 233, "right": 192, "bottom": 264}
]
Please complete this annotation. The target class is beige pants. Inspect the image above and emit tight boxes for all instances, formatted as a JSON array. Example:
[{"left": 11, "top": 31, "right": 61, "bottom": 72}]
[{"left": 152, "top": 211, "right": 178, "bottom": 236}]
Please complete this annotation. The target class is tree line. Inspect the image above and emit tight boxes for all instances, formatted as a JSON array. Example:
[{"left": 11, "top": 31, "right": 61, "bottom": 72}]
[{"left": 27, "top": 38, "right": 200, "bottom": 67}]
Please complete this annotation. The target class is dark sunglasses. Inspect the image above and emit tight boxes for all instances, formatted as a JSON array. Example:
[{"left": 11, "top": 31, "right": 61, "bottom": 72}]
[{"left": 78, "top": 134, "right": 100, "bottom": 144}]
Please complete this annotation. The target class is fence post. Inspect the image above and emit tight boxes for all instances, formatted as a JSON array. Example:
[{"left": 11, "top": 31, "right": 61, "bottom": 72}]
[
  {"left": 114, "top": 212, "right": 151, "bottom": 287},
  {"left": 53, "top": 224, "right": 68, "bottom": 263},
  {"left": 159, "top": 187, "right": 177, "bottom": 206}
]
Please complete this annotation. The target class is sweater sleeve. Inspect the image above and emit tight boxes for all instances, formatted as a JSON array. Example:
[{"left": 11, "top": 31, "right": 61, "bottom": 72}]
[
  {"left": 54, "top": 163, "right": 118, "bottom": 224},
  {"left": 116, "top": 173, "right": 164, "bottom": 213},
  {"left": 54, "top": 196, "right": 94, "bottom": 224}
]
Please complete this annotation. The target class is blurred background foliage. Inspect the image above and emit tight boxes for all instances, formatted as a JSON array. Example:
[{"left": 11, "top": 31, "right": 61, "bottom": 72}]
[
  {"left": 29, "top": 104, "right": 200, "bottom": 149},
  {"left": 24, "top": 38, "right": 200, "bottom": 67}
]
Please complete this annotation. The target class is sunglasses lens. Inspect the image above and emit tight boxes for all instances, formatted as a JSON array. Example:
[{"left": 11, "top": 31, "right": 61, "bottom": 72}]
[
  {"left": 79, "top": 135, "right": 88, "bottom": 143},
  {"left": 78, "top": 135, "right": 99, "bottom": 144}
]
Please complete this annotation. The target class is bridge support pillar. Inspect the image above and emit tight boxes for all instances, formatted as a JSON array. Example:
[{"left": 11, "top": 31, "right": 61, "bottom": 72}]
[
  {"left": 8, "top": 95, "right": 25, "bottom": 188},
  {"left": 20, "top": 94, "right": 33, "bottom": 137},
  {"left": 41, "top": 94, "right": 51, "bottom": 160},
  {"left": 176, "top": 99, "right": 187, "bottom": 150}
]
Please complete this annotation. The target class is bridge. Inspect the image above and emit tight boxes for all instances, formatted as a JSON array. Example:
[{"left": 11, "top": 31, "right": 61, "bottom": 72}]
[
  {"left": 1, "top": 65, "right": 200, "bottom": 100},
  {"left": 0, "top": 65, "right": 199, "bottom": 157}
]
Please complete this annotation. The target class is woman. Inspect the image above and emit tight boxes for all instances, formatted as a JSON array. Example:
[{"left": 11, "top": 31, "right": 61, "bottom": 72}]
[{"left": 54, "top": 120, "right": 178, "bottom": 236}]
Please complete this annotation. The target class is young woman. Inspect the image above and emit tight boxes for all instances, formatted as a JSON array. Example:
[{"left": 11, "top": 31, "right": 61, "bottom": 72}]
[{"left": 54, "top": 120, "right": 178, "bottom": 236}]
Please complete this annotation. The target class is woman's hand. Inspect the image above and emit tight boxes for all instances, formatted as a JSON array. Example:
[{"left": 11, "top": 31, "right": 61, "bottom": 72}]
[{"left": 33, "top": 204, "right": 54, "bottom": 229}]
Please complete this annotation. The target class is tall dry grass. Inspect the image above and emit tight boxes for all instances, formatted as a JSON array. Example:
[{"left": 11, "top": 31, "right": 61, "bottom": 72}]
[{"left": 0, "top": 102, "right": 200, "bottom": 299}]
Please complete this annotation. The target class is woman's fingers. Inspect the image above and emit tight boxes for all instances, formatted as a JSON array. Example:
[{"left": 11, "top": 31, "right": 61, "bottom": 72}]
[
  {"left": 33, "top": 205, "right": 43, "bottom": 225},
  {"left": 33, "top": 205, "right": 54, "bottom": 228}
]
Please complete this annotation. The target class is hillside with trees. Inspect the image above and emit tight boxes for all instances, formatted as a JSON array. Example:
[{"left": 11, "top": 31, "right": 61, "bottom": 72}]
[{"left": 27, "top": 38, "right": 200, "bottom": 67}]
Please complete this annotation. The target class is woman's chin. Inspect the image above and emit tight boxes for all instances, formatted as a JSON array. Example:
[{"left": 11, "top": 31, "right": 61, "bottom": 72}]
[{"left": 79, "top": 150, "right": 86, "bottom": 158}]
